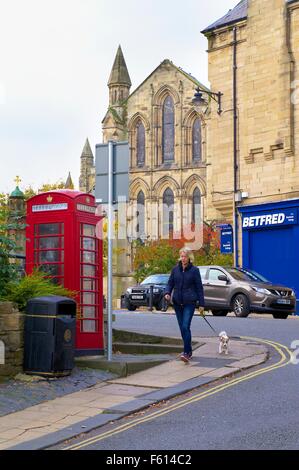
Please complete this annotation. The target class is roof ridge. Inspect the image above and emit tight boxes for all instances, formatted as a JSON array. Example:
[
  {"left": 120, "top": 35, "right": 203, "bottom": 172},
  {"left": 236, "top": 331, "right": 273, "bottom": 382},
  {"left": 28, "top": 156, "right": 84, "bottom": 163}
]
[
  {"left": 129, "top": 59, "right": 209, "bottom": 99},
  {"left": 202, "top": 0, "right": 296, "bottom": 34}
]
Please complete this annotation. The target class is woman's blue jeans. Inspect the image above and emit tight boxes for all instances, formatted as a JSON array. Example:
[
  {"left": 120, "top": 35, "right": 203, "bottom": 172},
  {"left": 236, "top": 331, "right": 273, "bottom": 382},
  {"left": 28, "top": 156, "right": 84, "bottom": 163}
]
[{"left": 174, "top": 304, "right": 196, "bottom": 355}]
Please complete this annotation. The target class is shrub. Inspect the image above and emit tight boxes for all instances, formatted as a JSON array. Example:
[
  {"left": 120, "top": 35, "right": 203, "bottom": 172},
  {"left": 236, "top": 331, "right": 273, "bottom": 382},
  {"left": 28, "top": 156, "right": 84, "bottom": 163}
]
[
  {"left": 132, "top": 222, "right": 234, "bottom": 282},
  {"left": 2, "top": 271, "right": 77, "bottom": 311}
]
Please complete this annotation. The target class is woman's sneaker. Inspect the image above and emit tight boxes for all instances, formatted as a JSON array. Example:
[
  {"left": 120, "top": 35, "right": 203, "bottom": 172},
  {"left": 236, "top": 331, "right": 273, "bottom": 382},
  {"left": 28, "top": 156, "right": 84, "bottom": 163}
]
[{"left": 180, "top": 353, "right": 190, "bottom": 363}]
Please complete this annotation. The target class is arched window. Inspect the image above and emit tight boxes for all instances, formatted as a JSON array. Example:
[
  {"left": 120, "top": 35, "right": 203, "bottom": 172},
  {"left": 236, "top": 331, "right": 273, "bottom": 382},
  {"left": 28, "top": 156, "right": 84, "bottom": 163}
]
[
  {"left": 192, "top": 118, "right": 202, "bottom": 162},
  {"left": 136, "top": 190, "right": 145, "bottom": 239},
  {"left": 192, "top": 188, "right": 201, "bottom": 227},
  {"left": 163, "top": 188, "right": 174, "bottom": 238},
  {"left": 136, "top": 120, "right": 145, "bottom": 167},
  {"left": 162, "top": 96, "right": 175, "bottom": 163}
]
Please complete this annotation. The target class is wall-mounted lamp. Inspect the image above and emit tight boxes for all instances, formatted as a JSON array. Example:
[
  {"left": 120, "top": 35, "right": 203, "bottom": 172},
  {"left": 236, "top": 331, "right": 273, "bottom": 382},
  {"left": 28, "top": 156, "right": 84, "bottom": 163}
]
[{"left": 192, "top": 87, "right": 223, "bottom": 115}]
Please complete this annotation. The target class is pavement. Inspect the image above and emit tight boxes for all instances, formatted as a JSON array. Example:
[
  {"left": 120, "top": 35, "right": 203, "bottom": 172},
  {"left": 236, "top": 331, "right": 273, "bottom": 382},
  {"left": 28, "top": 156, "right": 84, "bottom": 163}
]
[{"left": 0, "top": 332, "right": 269, "bottom": 451}]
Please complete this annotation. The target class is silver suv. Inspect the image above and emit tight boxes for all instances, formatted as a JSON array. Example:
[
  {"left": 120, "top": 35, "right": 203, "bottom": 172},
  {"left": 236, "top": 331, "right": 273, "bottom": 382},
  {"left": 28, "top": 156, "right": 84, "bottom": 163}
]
[{"left": 198, "top": 266, "right": 296, "bottom": 319}]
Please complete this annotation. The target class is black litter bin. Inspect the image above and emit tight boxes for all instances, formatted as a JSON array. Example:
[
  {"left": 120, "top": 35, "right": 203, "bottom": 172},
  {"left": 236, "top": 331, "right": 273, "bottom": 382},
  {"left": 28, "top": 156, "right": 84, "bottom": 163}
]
[{"left": 24, "top": 296, "right": 76, "bottom": 377}]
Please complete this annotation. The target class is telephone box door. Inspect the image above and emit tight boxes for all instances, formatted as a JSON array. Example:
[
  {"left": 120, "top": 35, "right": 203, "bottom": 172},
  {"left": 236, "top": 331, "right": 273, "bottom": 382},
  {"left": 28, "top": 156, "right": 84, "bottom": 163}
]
[{"left": 77, "top": 222, "right": 103, "bottom": 351}]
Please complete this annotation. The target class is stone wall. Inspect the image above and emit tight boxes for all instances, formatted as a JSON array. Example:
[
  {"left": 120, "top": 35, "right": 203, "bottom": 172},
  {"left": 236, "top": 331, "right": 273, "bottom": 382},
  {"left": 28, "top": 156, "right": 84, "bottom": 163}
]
[
  {"left": 203, "top": 0, "right": 299, "bottom": 263},
  {"left": 0, "top": 302, "right": 24, "bottom": 380}
]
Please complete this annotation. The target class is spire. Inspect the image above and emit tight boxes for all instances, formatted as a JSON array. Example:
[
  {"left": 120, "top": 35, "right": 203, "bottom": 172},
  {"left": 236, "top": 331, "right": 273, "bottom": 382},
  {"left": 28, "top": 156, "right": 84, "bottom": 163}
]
[
  {"left": 65, "top": 172, "right": 74, "bottom": 189},
  {"left": 108, "top": 45, "right": 131, "bottom": 87},
  {"left": 81, "top": 138, "right": 93, "bottom": 158}
]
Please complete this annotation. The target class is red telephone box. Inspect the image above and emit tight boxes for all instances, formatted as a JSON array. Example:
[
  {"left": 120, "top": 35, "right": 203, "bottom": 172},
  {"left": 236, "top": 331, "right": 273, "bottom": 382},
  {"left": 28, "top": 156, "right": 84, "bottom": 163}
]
[{"left": 26, "top": 190, "right": 104, "bottom": 355}]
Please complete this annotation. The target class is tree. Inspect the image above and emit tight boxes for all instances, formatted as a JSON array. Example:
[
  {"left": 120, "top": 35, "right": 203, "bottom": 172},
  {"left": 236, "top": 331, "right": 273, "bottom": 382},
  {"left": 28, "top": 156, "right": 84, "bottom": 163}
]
[
  {"left": 23, "top": 180, "right": 66, "bottom": 200},
  {"left": 132, "top": 222, "right": 233, "bottom": 282},
  {"left": 133, "top": 240, "right": 179, "bottom": 283},
  {"left": 0, "top": 193, "right": 8, "bottom": 224},
  {"left": 0, "top": 220, "right": 24, "bottom": 297}
]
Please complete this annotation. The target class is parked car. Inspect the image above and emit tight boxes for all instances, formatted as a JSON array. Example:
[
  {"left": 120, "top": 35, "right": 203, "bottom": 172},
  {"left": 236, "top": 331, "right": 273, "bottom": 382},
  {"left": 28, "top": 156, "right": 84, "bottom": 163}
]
[
  {"left": 122, "top": 274, "right": 170, "bottom": 311},
  {"left": 198, "top": 265, "right": 296, "bottom": 319}
]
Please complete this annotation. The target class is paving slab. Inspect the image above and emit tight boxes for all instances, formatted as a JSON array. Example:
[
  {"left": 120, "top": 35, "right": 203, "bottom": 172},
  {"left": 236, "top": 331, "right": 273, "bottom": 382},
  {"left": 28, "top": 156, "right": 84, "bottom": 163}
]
[
  {"left": 202, "top": 367, "right": 242, "bottom": 378},
  {"left": 228, "top": 353, "right": 268, "bottom": 370}
]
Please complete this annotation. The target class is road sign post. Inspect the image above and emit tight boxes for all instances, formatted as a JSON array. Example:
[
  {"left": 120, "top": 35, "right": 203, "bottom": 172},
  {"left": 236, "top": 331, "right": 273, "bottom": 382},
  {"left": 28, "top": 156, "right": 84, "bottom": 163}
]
[{"left": 95, "top": 141, "right": 129, "bottom": 361}]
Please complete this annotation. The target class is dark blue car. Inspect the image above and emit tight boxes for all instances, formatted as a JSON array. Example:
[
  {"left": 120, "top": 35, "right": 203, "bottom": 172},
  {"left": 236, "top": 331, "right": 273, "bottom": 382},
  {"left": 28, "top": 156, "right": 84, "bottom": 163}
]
[{"left": 122, "top": 274, "right": 170, "bottom": 311}]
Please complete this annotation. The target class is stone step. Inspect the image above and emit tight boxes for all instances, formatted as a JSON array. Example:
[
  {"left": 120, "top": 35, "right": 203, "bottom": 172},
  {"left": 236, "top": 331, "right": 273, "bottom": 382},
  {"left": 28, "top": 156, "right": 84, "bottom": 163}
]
[
  {"left": 112, "top": 342, "right": 182, "bottom": 355},
  {"left": 75, "top": 355, "right": 173, "bottom": 377},
  {"left": 112, "top": 329, "right": 181, "bottom": 345}
]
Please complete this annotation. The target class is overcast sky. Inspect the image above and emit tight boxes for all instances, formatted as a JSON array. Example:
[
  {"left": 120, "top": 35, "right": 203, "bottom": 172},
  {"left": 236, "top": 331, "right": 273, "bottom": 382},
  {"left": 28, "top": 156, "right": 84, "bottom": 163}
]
[{"left": 0, "top": 0, "right": 238, "bottom": 194}]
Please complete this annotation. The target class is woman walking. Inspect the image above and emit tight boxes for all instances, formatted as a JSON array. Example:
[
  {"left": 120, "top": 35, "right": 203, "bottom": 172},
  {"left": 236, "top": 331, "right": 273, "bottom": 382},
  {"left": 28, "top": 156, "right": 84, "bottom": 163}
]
[{"left": 164, "top": 247, "right": 205, "bottom": 363}]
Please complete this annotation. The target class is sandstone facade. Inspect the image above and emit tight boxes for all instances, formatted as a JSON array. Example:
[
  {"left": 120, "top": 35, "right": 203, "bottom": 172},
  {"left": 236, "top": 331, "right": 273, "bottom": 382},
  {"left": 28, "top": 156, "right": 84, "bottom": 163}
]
[
  {"left": 125, "top": 60, "right": 207, "bottom": 242},
  {"left": 202, "top": 0, "right": 299, "bottom": 262}
]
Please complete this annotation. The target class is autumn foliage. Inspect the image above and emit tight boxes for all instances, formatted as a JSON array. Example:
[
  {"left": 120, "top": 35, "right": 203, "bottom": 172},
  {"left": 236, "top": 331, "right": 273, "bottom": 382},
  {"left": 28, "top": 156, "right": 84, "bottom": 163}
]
[{"left": 133, "top": 222, "right": 233, "bottom": 282}]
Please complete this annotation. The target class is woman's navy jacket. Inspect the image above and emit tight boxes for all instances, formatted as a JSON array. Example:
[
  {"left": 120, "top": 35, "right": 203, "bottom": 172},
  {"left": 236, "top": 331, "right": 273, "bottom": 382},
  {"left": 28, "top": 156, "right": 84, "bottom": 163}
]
[{"left": 165, "top": 262, "right": 205, "bottom": 307}]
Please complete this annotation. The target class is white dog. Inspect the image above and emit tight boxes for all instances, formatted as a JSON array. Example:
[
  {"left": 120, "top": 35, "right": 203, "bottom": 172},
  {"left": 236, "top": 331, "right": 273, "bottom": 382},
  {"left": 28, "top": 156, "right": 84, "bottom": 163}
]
[{"left": 219, "top": 331, "right": 229, "bottom": 355}]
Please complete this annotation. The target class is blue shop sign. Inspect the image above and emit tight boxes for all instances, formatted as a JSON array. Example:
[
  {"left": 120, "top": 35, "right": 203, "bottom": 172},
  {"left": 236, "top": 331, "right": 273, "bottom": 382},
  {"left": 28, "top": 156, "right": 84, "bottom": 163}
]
[
  {"left": 219, "top": 225, "right": 234, "bottom": 254},
  {"left": 242, "top": 208, "right": 298, "bottom": 230}
]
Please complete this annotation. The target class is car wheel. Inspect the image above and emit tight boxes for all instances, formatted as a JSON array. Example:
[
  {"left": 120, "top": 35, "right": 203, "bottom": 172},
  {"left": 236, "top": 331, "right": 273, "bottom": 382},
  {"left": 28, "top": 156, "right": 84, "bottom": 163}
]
[
  {"left": 127, "top": 303, "right": 137, "bottom": 311},
  {"left": 211, "top": 310, "right": 228, "bottom": 317},
  {"left": 272, "top": 313, "right": 289, "bottom": 319},
  {"left": 232, "top": 294, "right": 250, "bottom": 318}
]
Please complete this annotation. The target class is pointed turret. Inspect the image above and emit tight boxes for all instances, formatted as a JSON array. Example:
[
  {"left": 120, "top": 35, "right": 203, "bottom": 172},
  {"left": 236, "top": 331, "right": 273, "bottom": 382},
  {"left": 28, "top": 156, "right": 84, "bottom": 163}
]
[
  {"left": 108, "top": 45, "right": 131, "bottom": 108},
  {"left": 108, "top": 45, "right": 131, "bottom": 87},
  {"left": 79, "top": 138, "right": 95, "bottom": 193},
  {"left": 65, "top": 172, "right": 74, "bottom": 190},
  {"left": 103, "top": 46, "right": 131, "bottom": 142},
  {"left": 81, "top": 138, "right": 94, "bottom": 159}
]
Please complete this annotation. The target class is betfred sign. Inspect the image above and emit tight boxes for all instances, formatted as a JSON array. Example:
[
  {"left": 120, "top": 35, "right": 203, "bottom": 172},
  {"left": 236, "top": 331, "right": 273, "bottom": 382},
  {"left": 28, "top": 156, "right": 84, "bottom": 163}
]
[{"left": 242, "top": 209, "right": 297, "bottom": 230}]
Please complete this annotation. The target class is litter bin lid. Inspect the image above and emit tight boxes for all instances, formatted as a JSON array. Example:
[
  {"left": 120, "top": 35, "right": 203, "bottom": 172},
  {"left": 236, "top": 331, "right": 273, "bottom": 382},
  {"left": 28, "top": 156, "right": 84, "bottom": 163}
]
[
  {"left": 26, "top": 296, "right": 76, "bottom": 316},
  {"left": 27, "top": 296, "right": 75, "bottom": 304}
]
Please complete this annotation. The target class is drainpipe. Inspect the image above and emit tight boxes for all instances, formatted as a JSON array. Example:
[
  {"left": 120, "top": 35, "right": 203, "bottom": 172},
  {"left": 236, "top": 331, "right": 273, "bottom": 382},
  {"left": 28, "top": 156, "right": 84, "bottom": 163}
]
[
  {"left": 286, "top": 6, "right": 295, "bottom": 157},
  {"left": 233, "top": 27, "right": 239, "bottom": 267}
]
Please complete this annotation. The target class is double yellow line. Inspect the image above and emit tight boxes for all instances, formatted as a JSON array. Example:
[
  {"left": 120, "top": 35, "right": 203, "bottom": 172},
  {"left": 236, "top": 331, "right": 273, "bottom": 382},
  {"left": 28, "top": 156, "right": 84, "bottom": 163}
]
[{"left": 63, "top": 337, "right": 292, "bottom": 450}]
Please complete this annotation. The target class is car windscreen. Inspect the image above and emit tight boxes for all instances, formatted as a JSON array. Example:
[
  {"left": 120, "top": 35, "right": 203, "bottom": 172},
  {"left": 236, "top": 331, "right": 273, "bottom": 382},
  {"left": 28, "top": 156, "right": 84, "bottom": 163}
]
[
  {"left": 141, "top": 275, "right": 169, "bottom": 285},
  {"left": 226, "top": 268, "right": 269, "bottom": 282}
]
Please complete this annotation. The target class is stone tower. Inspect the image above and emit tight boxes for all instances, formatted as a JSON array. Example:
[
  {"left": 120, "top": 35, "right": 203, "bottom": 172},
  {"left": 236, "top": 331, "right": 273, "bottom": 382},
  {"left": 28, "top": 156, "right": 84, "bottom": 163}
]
[
  {"left": 8, "top": 182, "right": 26, "bottom": 260},
  {"left": 102, "top": 45, "right": 132, "bottom": 142},
  {"left": 79, "top": 138, "right": 94, "bottom": 193}
]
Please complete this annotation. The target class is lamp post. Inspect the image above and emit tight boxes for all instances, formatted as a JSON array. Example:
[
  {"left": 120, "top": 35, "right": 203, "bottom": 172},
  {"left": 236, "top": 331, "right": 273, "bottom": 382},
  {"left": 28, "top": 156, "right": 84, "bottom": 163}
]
[{"left": 192, "top": 87, "right": 223, "bottom": 115}]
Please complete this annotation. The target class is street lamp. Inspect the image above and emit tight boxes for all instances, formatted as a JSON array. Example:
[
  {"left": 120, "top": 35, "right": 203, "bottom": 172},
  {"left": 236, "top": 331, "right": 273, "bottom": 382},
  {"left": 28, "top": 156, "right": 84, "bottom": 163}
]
[{"left": 192, "top": 87, "right": 223, "bottom": 115}]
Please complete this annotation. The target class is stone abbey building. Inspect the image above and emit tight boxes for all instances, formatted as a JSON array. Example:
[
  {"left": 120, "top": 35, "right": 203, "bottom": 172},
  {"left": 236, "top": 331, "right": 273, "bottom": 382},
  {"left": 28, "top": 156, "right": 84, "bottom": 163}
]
[{"left": 80, "top": 46, "right": 209, "bottom": 243}]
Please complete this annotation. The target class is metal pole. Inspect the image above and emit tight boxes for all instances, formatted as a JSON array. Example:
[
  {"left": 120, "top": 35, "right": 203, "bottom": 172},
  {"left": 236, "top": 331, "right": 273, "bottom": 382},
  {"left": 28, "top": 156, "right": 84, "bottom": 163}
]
[
  {"left": 149, "top": 285, "right": 153, "bottom": 312},
  {"left": 107, "top": 141, "right": 114, "bottom": 361}
]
